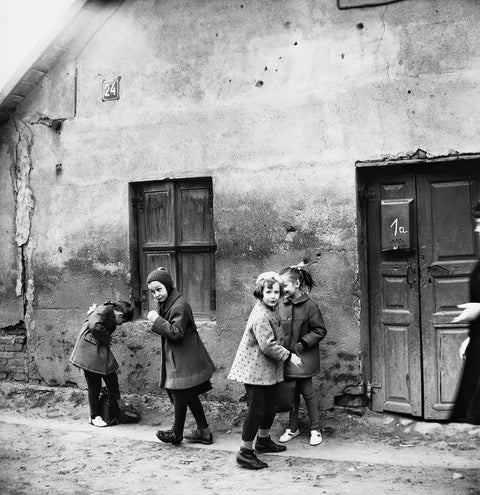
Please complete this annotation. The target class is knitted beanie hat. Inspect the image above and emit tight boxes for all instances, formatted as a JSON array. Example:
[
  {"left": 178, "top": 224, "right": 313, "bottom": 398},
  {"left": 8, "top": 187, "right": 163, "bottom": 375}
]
[{"left": 146, "top": 268, "right": 174, "bottom": 294}]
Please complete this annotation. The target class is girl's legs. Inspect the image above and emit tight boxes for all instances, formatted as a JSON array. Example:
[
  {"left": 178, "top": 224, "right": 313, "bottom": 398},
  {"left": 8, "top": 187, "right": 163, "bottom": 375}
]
[
  {"left": 237, "top": 384, "right": 269, "bottom": 470},
  {"left": 288, "top": 381, "right": 302, "bottom": 432},
  {"left": 259, "top": 383, "right": 281, "bottom": 432},
  {"left": 84, "top": 369, "right": 102, "bottom": 418},
  {"left": 186, "top": 394, "right": 209, "bottom": 432},
  {"left": 298, "top": 377, "right": 321, "bottom": 431},
  {"left": 170, "top": 389, "right": 189, "bottom": 438},
  {"left": 242, "top": 384, "right": 267, "bottom": 445},
  {"left": 242, "top": 383, "right": 285, "bottom": 453},
  {"left": 103, "top": 371, "right": 121, "bottom": 402}
]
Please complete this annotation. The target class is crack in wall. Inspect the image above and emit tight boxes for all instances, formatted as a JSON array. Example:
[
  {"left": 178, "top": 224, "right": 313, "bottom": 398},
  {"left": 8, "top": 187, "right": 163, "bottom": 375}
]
[{"left": 12, "top": 116, "right": 36, "bottom": 380}]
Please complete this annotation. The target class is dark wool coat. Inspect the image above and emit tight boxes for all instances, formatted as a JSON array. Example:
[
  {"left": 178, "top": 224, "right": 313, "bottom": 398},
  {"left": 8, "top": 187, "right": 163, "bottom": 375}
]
[
  {"left": 69, "top": 304, "right": 119, "bottom": 375},
  {"left": 451, "top": 262, "right": 480, "bottom": 424},
  {"left": 150, "top": 288, "right": 215, "bottom": 390},
  {"left": 228, "top": 300, "right": 290, "bottom": 385},
  {"left": 279, "top": 293, "right": 327, "bottom": 379}
]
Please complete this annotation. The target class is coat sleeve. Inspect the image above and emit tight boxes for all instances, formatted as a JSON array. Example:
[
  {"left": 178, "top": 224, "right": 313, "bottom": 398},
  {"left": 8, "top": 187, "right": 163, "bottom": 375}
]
[
  {"left": 300, "top": 303, "right": 327, "bottom": 348},
  {"left": 150, "top": 302, "right": 190, "bottom": 343},
  {"left": 87, "top": 306, "right": 113, "bottom": 346},
  {"left": 252, "top": 314, "right": 290, "bottom": 362}
]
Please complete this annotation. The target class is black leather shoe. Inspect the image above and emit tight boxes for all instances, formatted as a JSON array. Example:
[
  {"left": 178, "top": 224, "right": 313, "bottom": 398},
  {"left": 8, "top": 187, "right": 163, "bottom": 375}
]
[
  {"left": 255, "top": 435, "right": 287, "bottom": 453},
  {"left": 156, "top": 429, "right": 183, "bottom": 445},
  {"left": 184, "top": 429, "right": 213, "bottom": 445},
  {"left": 236, "top": 448, "right": 268, "bottom": 469}
]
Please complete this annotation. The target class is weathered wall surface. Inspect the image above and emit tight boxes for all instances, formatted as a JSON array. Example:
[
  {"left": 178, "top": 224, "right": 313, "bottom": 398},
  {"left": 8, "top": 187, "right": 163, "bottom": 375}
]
[{"left": 1, "top": 0, "right": 480, "bottom": 408}]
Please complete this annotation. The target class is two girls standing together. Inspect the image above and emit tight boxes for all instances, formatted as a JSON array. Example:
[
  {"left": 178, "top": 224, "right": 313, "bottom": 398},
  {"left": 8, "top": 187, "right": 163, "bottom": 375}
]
[{"left": 228, "top": 265, "right": 327, "bottom": 469}]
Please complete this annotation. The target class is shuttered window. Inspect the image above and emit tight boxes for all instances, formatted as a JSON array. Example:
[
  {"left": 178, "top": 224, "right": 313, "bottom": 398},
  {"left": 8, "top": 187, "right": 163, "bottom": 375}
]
[{"left": 132, "top": 177, "right": 216, "bottom": 320}]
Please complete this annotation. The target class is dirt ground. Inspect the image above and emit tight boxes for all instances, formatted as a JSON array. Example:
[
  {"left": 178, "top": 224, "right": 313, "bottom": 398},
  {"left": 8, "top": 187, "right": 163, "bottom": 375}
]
[{"left": 0, "top": 381, "right": 479, "bottom": 495}]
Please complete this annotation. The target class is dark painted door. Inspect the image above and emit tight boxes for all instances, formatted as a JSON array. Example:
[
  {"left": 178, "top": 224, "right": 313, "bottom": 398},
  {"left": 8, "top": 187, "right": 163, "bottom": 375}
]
[{"left": 363, "top": 163, "right": 480, "bottom": 419}]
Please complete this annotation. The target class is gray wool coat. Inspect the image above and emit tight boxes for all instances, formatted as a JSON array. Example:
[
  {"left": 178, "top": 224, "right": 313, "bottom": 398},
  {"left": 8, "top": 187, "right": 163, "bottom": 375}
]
[
  {"left": 228, "top": 300, "right": 290, "bottom": 386},
  {"left": 150, "top": 288, "right": 215, "bottom": 390},
  {"left": 69, "top": 304, "right": 119, "bottom": 375}
]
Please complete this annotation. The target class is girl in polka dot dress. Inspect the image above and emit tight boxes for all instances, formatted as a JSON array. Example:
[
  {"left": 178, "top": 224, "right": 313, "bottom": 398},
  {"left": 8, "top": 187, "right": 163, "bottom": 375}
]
[{"left": 228, "top": 272, "right": 302, "bottom": 470}]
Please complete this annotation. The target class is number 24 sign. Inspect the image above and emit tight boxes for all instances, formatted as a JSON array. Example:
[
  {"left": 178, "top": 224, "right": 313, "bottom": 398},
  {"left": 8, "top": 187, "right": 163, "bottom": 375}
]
[{"left": 102, "top": 77, "right": 120, "bottom": 101}]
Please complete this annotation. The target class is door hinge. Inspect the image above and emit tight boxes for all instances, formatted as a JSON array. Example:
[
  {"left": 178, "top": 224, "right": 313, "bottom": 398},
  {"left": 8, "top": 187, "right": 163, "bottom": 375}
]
[
  {"left": 132, "top": 197, "right": 145, "bottom": 210},
  {"left": 366, "top": 380, "right": 382, "bottom": 399},
  {"left": 210, "top": 289, "right": 216, "bottom": 311},
  {"left": 359, "top": 188, "right": 376, "bottom": 201}
]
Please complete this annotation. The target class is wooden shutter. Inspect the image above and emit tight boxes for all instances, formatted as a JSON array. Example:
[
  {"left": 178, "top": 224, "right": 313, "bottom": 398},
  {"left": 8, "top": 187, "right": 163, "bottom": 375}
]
[{"left": 135, "top": 178, "right": 215, "bottom": 319}]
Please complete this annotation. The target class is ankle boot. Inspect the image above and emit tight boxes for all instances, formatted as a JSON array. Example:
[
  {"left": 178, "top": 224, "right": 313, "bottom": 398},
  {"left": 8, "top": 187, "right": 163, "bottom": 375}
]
[
  {"left": 236, "top": 448, "right": 268, "bottom": 469},
  {"left": 255, "top": 435, "right": 287, "bottom": 453}
]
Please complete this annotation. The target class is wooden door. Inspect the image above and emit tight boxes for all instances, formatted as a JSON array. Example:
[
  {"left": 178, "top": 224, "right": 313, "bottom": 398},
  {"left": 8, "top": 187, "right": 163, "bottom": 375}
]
[
  {"left": 362, "top": 162, "right": 480, "bottom": 419},
  {"left": 365, "top": 169, "right": 423, "bottom": 416},
  {"left": 417, "top": 167, "right": 480, "bottom": 419}
]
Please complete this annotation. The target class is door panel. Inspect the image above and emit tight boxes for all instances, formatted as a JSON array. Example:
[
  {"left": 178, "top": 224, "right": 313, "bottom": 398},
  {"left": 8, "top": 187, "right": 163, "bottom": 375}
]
[
  {"left": 417, "top": 170, "right": 479, "bottom": 419},
  {"left": 367, "top": 172, "right": 423, "bottom": 416}
]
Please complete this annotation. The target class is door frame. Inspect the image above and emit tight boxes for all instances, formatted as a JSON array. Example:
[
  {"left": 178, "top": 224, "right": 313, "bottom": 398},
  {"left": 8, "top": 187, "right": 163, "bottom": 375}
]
[{"left": 355, "top": 152, "right": 480, "bottom": 413}]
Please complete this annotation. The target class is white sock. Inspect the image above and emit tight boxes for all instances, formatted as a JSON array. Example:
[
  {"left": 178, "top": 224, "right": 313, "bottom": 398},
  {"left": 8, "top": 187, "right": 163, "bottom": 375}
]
[{"left": 258, "top": 429, "right": 270, "bottom": 438}]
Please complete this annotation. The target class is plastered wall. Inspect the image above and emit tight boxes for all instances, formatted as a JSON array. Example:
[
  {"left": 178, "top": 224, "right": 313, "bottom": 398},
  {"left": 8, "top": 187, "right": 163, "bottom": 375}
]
[{"left": 1, "top": 0, "right": 480, "bottom": 408}]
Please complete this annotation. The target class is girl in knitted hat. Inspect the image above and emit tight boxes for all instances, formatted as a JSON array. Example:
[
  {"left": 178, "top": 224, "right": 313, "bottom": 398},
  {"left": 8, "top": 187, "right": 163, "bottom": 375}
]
[
  {"left": 228, "top": 272, "right": 302, "bottom": 469},
  {"left": 146, "top": 267, "right": 215, "bottom": 445}
]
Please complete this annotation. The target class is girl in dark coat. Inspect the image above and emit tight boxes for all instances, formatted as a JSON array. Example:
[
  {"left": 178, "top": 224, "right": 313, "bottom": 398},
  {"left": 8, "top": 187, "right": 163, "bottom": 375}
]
[
  {"left": 147, "top": 268, "right": 215, "bottom": 445},
  {"left": 278, "top": 263, "right": 327, "bottom": 446},
  {"left": 69, "top": 301, "right": 133, "bottom": 427},
  {"left": 450, "top": 205, "right": 480, "bottom": 424}
]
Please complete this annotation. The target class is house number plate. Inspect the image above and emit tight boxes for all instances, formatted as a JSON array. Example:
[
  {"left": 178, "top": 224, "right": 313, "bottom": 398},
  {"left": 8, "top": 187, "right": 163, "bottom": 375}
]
[{"left": 102, "top": 77, "right": 120, "bottom": 101}]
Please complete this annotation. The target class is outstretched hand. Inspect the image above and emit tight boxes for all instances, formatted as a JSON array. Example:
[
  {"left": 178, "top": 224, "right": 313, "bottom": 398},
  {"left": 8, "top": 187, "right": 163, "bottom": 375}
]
[
  {"left": 290, "top": 353, "right": 302, "bottom": 368},
  {"left": 452, "top": 303, "right": 480, "bottom": 323}
]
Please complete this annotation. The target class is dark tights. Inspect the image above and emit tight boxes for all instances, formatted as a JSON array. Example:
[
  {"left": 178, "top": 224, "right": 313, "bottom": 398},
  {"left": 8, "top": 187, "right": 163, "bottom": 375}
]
[
  {"left": 242, "top": 383, "right": 278, "bottom": 442},
  {"left": 84, "top": 369, "right": 120, "bottom": 419},
  {"left": 169, "top": 388, "right": 209, "bottom": 437}
]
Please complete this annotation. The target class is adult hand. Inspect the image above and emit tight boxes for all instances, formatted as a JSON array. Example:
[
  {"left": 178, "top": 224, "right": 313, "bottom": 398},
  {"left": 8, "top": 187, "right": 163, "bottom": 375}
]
[
  {"left": 459, "top": 337, "right": 470, "bottom": 360},
  {"left": 290, "top": 353, "right": 302, "bottom": 368},
  {"left": 452, "top": 303, "right": 480, "bottom": 323},
  {"left": 147, "top": 310, "right": 159, "bottom": 323}
]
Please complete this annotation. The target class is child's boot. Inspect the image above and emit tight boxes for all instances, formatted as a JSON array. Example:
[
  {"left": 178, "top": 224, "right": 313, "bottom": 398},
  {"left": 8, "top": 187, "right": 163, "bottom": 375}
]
[
  {"left": 184, "top": 428, "right": 213, "bottom": 445},
  {"left": 236, "top": 448, "right": 268, "bottom": 469},
  {"left": 255, "top": 435, "right": 287, "bottom": 453},
  {"left": 155, "top": 429, "right": 183, "bottom": 445}
]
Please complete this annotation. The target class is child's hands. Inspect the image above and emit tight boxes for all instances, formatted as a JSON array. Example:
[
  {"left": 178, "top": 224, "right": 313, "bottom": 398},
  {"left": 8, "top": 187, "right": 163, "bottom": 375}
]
[
  {"left": 296, "top": 342, "right": 305, "bottom": 355},
  {"left": 147, "top": 310, "right": 160, "bottom": 323},
  {"left": 290, "top": 353, "right": 302, "bottom": 367}
]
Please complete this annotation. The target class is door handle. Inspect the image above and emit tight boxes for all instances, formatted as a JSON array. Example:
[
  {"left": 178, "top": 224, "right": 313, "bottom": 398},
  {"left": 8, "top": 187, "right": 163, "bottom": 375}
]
[
  {"left": 427, "top": 264, "right": 450, "bottom": 274},
  {"left": 407, "top": 262, "right": 416, "bottom": 286}
]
